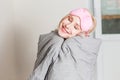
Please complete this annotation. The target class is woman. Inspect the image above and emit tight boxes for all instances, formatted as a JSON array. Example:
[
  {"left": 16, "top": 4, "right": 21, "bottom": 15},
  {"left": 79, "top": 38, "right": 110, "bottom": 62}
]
[{"left": 28, "top": 8, "right": 101, "bottom": 80}]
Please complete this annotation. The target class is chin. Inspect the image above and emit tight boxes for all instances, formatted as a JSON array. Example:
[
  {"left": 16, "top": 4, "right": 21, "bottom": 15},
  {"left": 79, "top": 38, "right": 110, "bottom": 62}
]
[{"left": 58, "top": 31, "right": 69, "bottom": 39}]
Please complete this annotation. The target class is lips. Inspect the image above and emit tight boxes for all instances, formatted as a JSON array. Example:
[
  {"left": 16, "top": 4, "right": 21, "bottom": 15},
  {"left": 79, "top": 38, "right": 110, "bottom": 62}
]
[
  {"left": 61, "top": 25, "right": 71, "bottom": 34},
  {"left": 61, "top": 26, "right": 67, "bottom": 33}
]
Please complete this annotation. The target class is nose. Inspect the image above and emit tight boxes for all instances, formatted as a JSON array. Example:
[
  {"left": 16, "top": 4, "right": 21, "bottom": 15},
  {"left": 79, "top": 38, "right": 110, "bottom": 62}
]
[{"left": 65, "top": 24, "right": 72, "bottom": 29}]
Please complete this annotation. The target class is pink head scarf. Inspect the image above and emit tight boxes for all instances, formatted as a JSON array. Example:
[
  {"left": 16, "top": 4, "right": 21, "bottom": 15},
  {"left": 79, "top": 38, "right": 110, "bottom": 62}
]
[{"left": 70, "top": 8, "right": 93, "bottom": 32}]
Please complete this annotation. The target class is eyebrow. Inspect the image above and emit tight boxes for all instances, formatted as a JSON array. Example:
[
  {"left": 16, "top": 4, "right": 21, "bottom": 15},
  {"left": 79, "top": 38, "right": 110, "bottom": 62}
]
[
  {"left": 68, "top": 14, "right": 81, "bottom": 27},
  {"left": 68, "top": 15, "right": 73, "bottom": 22},
  {"left": 75, "top": 19, "right": 80, "bottom": 27},
  {"left": 70, "top": 15, "right": 80, "bottom": 25}
]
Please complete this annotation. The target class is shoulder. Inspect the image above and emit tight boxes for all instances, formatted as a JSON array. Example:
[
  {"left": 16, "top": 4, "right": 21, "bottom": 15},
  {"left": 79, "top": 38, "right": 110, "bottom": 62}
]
[
  {"left": 39, "top": 31, "right": 58, "bottom": 40},
  {"left": 39, "top": 31, "right": 56, "bottom": 38},
  {"left": 84, "top": 36, "right": 102, "bottom": 43},
  {"left": 38, "top": 31, "right": 64, "bottom": 45},
  {"left": 78, "top": 36, "right": 102, "bottom": 48},
  {"left": 66, "top": 36, "right": 102, "bottom": 52}
]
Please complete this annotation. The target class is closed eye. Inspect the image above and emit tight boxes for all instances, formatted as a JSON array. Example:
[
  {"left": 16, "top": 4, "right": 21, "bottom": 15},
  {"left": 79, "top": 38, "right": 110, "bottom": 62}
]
[
  {"left": 68, "top": 15, "right": 73, "bottom": 22},
  {"left": 74, "top": 26, "right": 79, "bottom": 30},
  {"left": 74, "top": 24, "right": 80, "bottom": 30}
]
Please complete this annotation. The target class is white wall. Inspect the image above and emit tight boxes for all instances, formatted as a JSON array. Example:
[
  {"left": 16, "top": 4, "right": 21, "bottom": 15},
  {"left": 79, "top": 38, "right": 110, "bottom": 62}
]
[
  {"left": 13, "top": 0, "right": 90, "bottom": 80},
  {"left": 95, "top": 40, "right": 120, "bottom": 80},
  {"left": 0, "top": 0, "right": 17, "bottom": 80},
  {"left": 101, "top": 40, "right": 120, "bottom": 80},
  {"left": 94, "top": 0, "right": 120, "bottom": 80}
]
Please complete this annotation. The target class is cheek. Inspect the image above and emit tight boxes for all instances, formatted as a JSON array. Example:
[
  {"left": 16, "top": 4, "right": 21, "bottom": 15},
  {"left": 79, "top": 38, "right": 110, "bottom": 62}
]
[
  {"left": 62, "top": 19, "right": 70, "bottom": 25},
  {"left": 58, "top": 22, "right": 63, "bottom": 30},
  {"left": 73, "top": 30, "right": 81, "bottom": 35}
]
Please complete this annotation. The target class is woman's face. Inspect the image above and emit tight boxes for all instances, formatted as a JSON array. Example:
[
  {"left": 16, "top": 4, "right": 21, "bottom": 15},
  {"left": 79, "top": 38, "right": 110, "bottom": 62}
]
[{"left": 58, "top": 14, "right": 82, "bottom": 38}]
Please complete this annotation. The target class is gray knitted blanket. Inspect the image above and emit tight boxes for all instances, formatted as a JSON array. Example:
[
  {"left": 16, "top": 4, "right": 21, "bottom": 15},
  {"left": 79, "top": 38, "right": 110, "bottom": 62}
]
[{"left": 28, "top": 31, "right": 101, "bottom": 80}]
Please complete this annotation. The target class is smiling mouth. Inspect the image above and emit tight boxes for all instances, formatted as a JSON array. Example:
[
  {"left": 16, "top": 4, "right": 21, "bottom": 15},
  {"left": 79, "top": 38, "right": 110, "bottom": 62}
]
[{"left": 61, "top": 25, "right": 70, "bottom": 34}]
